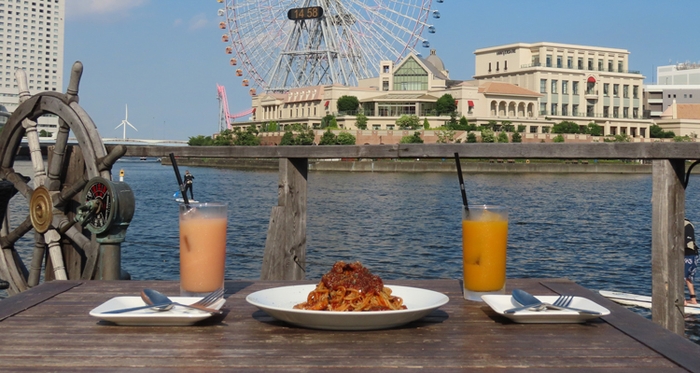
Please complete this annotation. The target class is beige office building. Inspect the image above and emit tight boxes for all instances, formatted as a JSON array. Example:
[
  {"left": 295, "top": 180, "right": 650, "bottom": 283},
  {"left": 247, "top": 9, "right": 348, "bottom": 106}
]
[
  {"left": 0, "top": 0, "right": 64, "bottom": 137},
  {"left": 473, "top": 42, "right": 652, "bottom": 138}
]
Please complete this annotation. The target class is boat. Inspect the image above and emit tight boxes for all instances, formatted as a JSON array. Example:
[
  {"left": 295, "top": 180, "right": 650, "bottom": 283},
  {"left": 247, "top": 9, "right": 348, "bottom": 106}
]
[{"left": 599, "top": 290, "right": 700, "bottom": 315}]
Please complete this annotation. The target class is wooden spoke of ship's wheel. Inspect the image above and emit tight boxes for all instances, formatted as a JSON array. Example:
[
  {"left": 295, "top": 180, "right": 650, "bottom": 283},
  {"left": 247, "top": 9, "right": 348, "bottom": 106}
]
[{"left": 0, "top": 61, "right": 116, "bottom": 295}]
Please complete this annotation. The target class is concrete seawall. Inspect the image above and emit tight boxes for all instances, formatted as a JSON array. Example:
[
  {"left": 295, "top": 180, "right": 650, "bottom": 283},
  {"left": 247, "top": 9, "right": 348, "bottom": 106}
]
[{"left": 162, "top": 157, "right": 652, "bottom": 174}]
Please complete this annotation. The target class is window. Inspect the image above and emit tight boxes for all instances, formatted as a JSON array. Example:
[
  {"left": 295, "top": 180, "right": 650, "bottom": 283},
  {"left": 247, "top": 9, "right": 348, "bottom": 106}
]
[
  {"left": 618, "top": 61, "right": 623, "bottom": 72},
  {"left": 623, "top": 107, "right": 629, "bottom": 118},
  {"left": 633, "top": 108, "right": 639, "bottom": 118},
  {"left": 557, "top": 56, "right": 562, "bottom": 68},
  {"left": 546, "top": 54, "right": 552, "bottom": 67},
  {"left": 540, "top": 79, "right": 547, "bottom": 93},
  {"left": 603, "top": 83, "right": 609, "bottom": 96},
  {"left": 488, "top": 62, "right": 491, "bottom": 72},
  {"left": 392, "top": 56, "right": 428, "bottom": 91},
  {"left": 551, "top": 103, "right": 558, "bottom": 115},
  {"left": 504, "top": 60, "right": 507, "bottom": 71},
  {"left": 382, "top": 80, "right": 389, "bottom": 91},
  {"left": 540, "top": 102, "right": 547, "bottom": 115},
  {"left": 613, "top": 84, "right": 619, "bottom": 97},
  {"left": 496, "top": 61, "right": 499, "bottom": 71},
  {"left": 633, "top": 85, "right": 638, "bottom": 99},
  {"left": 608, "top": 61, "right": 613, "bottom": 72},
  {"left": 573, "top": 104, "right": 579, "bottom": 116},
  {"left": 551, "top": 79, "right": 558, "bottom": 94},
  {"left": 613, "top": 106, "right": 619, "bottom": 118},
  {"left": 598, "top": 59, "right": 603, "bottom": 71},
  {"left": 567, "top": 56, "right": 573, "bottom": 69},
  {"left": 372, "top": 124, "right": 381, "bottom": 130},
  {"left": 382, "top": 65, "right": 389, "bottom": 73},
  {"left": 603, "top": 106, "right": 609, "bottom": 117},
  {"left": 562, "top": 104, "right": 568, "bottom": 116},
  {"left": 562, "top": 80, "right": 568, "bottom": 94},
  {"left": 623, "top": 85, "right": 629, "bottom": 98},
  {"left": 530, "top": 126, "right": 538, "bottom": 133},
  {"left": 572, "top": 81, "right": 579, "bottom": 95},
  {"left": 578, "top": 57, "right": 583, "bottom": 69},
  {"left": 587, "top": 58, "right": 593, "bottom": 70}
]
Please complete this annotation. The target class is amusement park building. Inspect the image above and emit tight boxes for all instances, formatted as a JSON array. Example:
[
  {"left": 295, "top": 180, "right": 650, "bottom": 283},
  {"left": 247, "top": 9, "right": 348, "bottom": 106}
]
[
  {"left": 241, "top": 42, "right": 654, "bottom": 141},
  {"left": 0, "top": 0, "right": 64, "bottom": 137}
]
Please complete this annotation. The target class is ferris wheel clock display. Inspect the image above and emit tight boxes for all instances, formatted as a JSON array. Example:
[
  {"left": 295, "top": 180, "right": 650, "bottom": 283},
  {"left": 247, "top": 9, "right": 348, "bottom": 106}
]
[{"left": 218, "top": 0, "right": 443, "bottom": 93}]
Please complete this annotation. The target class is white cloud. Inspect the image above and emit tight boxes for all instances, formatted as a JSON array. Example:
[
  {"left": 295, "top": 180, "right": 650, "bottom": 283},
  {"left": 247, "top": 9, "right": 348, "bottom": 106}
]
[
  {"left": 66, "top": 0, "right": 149, "bottom": 20},
  {"left": 188, "top": 14, "right": 209, "bottom": 31}
]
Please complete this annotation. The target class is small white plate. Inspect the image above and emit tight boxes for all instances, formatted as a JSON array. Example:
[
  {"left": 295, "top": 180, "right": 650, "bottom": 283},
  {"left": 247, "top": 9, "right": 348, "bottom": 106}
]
[
  {"left": 246, "top": 284, "right": 449, "bottom": 330},
  {"left": 89, "top": 296, "right": 226, "bottom": 326},
  {"left": 481, "top": 295, "right": 610, "bottom": 323}
]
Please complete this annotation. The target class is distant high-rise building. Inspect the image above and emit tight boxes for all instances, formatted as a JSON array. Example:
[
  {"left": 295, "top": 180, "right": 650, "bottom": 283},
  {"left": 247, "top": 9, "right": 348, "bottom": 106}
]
[{"left": 0, "top": 0, "right": 64, "bottom": 138}]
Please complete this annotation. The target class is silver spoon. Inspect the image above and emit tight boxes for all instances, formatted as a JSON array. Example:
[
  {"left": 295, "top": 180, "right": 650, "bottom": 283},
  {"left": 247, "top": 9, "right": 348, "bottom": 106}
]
[
  {"left": 142, "top": 288, "right": 223, "bottom": 314},
  {"left": 101, "top": 292, "right": 173, "bottom": 314}
]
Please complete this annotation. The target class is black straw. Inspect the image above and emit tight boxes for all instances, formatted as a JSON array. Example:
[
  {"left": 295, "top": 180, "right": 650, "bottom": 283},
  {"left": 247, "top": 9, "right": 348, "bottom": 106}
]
[
  {"left": 169, "top": 153, "right": 190, "bottom": 207},
  {"left": 454, "top": 152, "right": 468, "bottom": 208}
]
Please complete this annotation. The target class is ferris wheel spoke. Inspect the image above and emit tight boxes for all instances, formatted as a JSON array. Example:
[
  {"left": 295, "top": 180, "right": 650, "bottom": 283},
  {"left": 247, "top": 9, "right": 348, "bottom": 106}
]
[{"left": 221, "top": 0, "right": 437, "bottom": 91}]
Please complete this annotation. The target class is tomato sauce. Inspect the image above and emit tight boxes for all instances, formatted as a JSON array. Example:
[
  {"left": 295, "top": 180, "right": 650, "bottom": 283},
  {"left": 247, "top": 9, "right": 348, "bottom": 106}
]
[{"left": 321, "top": 261, "right": 384, "bottom": 294}]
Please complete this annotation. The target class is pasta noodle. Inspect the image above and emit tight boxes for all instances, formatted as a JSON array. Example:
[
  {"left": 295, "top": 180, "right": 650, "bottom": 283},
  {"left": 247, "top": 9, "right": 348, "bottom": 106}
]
[{"left": 294, "top": 261, "right": 406, "bottom": 311}]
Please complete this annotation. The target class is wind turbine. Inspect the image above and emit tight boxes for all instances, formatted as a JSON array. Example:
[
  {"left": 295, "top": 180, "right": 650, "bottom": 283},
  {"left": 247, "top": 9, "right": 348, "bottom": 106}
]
[{"left": 115, "top": 104, "right": 138, "bottom": 139}]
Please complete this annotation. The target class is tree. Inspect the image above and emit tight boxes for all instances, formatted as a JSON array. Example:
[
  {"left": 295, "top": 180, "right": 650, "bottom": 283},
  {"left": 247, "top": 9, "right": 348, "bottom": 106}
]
[
  {"left": 466, "top": 133, "right": 477, "bottom": 143},
  {"left": 336, "top": 131, "right": 356, "bottom": 145},
  {"left": 336, "top": 95, "right": 359, "bottom": 113},
  {"left": 436, "top": 129, "right": 456, "bottom": 143},
  {"left": 319, "top": 129, "right": 337, "bottom": 145},
  {"left": 396, "top": 114, "right": 421, "bottom": 130},
  {"left": 497, "top": 131, "right": 509, "bottom": 143},
  {"left": 517, "top": 124, "right": 526, "bottom": 133},
  {"left": 188, "top": 135, "right": 213, "bottom": 146},
  {"left": 39, "top": 130, "right": 51, "bottom": 137},
  {"left": 436, "top": 94, "right": 457, "bottom": 115},
  {"left": 279, "top": 131, "right": 295, "bottom": 145},
  {"left": 650, "top": 124, "right": 675, "bottom": 138},
  {"left": 553, "top": 134, "right": 565, "bottom": 142},
  {"left": 511, "top": 132, "right": 522, "bottom": 143},
  {"left": 552, "top": 121, "right": 580, "bottom": 134},
  {"left": 232, "top": 125, "right": 261, "bottom": 146},
  {"left": 423, "top": 118, "right": 430, "bottom": 129},
  {"left": 213, "top": 129, "right": 234, "bottom": 145},
  {"left": 355, "top": 113, "right": 368, "bottom": 130},
  {"left": 321, "top": 114, "right": 335, "bottom": 129},
  {"left": 400, "top": 131, "right": 423, "bottom": 143},
  {"left": 501, "top": 121, "right": 514, "bottom": 132},
  {"left": 481, "top": 129, "right": 495, "bottom": 143},
  {"left": 587, "top": 122, "right": 603, "bottom": 136},
  {"left": 267, "top": 121, "right": 278, "bottom": 132}
]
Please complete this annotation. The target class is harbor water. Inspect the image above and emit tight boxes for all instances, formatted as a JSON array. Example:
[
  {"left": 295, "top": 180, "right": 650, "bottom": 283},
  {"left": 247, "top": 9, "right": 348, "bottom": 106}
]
[{"left": 2, "top": 158, "right": 700, "bottom": 343}]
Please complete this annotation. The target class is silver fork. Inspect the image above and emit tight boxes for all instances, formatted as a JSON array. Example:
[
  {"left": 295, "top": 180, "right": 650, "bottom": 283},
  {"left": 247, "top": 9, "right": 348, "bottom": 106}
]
[
  {"left": 549, "top": 294, "right": 602, "bottom": 315},
  {"left": 553, "top": 295, "right": 574, "bottom": 308},
  {"left": 175, "top": 288, "right": 225, "bottom": 313}
]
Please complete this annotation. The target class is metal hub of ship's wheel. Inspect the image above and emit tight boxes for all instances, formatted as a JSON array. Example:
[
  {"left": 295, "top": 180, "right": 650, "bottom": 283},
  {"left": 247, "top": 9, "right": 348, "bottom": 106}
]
[{"left": 0, "top": 61, "right": 128, "bottom": 295}]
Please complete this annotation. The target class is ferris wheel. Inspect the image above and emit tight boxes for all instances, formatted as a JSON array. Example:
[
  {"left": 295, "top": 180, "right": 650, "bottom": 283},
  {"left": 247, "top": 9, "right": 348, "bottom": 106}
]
[{"left": 217, "top": 0, "right": 442, "bottom": 94}]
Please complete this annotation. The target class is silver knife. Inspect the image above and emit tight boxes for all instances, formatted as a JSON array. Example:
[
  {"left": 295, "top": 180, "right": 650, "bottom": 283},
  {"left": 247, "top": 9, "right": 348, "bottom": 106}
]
[{"left": 504, "top": 289, "right": 602, "bottom": 316}]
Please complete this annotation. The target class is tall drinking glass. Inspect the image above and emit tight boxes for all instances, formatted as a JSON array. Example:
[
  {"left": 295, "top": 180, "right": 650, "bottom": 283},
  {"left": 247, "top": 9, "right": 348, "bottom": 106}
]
[
  {"left": 462, "top": 205, "right": 508, "bottom": 301},
  {"left": 179, "top": 202, "right": 228, "bottom": 297}
]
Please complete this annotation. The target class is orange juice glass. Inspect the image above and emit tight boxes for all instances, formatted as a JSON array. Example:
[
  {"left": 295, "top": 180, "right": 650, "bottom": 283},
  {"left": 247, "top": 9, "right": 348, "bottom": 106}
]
[
  {"left": 462, "top": 205, "right": 508, "bottom": 301},
  {"left": 179, "top": 202, "right": 228, "bottom": 297}
]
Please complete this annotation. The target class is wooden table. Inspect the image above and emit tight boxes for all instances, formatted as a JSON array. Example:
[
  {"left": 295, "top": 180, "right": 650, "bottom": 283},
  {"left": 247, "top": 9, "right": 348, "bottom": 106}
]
[{"left": 1, "top": 278, "right": 699, "bottom": 372}]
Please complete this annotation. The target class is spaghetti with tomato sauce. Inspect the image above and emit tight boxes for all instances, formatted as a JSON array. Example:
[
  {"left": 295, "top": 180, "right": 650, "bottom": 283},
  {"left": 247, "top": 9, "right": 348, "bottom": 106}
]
[{"left": 294, "top": 261, "right": 407, "bottom": 311}]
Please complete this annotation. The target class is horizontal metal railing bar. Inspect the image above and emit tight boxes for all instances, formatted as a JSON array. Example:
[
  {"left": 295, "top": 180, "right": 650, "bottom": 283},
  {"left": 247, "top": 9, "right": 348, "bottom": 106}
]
[{"left": 110, "top": 143, "right": 700, "bottom": 160}]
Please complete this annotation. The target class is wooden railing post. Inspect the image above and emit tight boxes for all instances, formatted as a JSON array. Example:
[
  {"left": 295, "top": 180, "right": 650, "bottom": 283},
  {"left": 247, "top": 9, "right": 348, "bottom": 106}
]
[
  {"left": 261, "top": 158, "right": 308, "bottom": 280},
  {"left": 651, "top": 159, "right": 686, "bottom": 335}
]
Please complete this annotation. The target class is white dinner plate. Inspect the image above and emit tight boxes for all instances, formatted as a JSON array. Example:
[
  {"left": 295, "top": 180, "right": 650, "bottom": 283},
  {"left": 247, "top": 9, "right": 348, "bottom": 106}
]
[
  {"left": 246, "top": 284, "right": 449, "bottom": 330},
  {"left": 481, "top": 294, "right": 610, "bottom": 323},
  {"left": 89, "top": 296, "right": 226, "bottom": 326}
]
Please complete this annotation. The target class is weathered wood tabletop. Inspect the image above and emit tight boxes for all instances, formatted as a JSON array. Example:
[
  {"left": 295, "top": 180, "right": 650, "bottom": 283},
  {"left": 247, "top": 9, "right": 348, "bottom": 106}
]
[{"left": 1, "top": 278, "right": 699, "bottom": 372}]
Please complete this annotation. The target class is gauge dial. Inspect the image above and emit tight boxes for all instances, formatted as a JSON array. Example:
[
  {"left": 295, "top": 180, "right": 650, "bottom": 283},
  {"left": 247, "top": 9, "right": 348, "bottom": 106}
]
[{"left": 84, "top": 178, "right": 114, "bottom": 233}]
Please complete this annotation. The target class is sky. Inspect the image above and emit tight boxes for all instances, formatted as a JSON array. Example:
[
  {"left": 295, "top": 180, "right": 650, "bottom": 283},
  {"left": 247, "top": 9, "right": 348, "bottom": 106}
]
[{"left": 64, "top": 0, "right": 700, "bottom": 141}]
